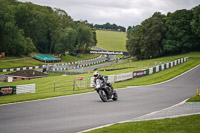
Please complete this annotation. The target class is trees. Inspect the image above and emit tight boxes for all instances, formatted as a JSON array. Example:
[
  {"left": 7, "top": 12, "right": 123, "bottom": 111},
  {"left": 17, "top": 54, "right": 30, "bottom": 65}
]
[
  {"left": 3, "top": 23, "right": 36, "bottom": 56},
  {"left": 0, "top": 1, "right": 36, "bottom": 56},
  {"left": 15, "top": 3, "right": 57, "bottom": 53},
  {"left": 191, "top": 5, "right": 200, "bottom": 51},
  {"left": 191, "top": 5, "right": 200, "bottom": 38},
  {"left": 126, "top": 25, "right": 142, "bottom": 59},
  {"left": 49, "top": 8, "right": 74, "bottom": 54},
  {"left": 55, "top": 28, "right": 77, "bottom": 57},
  {"left": 127, "top": 6, "right": 200, "bottom": 60},
  {"left": 94, "top": 23, "right": 126, "bottom": 32},
  {"left": 162, "top": 9, "right": 197, "bottom": 54},
  {"left": 0, "top": 0, "right": 97, "bottom": 56},
  {"left": 76, "top": 23, "right": 96, "bottom": 50},
  {"left": 126, "top": 12, "right": 166, "bottom": 59},
  {"left": 140, "top": 12, "right": 166, "bottom": 59}
]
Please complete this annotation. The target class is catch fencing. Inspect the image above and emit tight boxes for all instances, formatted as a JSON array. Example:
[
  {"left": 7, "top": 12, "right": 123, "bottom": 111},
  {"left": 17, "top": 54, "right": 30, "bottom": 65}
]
[
  {"left": 74, "top": 76, "right": 90, "bottom": 90},
  {"left": 53, "top": 80, "right": 75, "bottom": 92},
  {"left": 53, "top": 76, "right": 90, "bottom": 92}
]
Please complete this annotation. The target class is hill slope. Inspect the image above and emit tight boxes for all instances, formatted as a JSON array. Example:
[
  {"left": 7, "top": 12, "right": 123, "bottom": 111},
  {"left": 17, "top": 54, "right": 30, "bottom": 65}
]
[{"left": 96, "top": 30, "right": 127, "bottom": 51}]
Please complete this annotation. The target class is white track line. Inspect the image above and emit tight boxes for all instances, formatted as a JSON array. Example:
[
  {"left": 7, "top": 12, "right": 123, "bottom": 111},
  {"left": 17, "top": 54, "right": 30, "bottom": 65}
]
[
  {"left": 0, "top": 92, "right": 94, "bottom": 107},
  {"left": 80, "top": 112, "right": 200, "bottom": 133},
  {"left": 80, "top": 99, "right": 200, "bottom": 133}
]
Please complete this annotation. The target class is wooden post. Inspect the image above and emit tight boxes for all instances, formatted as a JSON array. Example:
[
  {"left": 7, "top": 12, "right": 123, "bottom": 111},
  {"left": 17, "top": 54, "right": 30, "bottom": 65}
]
[
  {"left": 54, "top": 81, "right": 55, "bottom": 92},
  {"left": 73, "top": 79, "right": 75, "bottom": 91}
]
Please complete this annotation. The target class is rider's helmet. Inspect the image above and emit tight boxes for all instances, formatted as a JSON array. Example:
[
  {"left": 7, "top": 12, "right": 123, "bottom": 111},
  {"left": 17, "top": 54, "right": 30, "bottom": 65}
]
[{"left": 93, "top": 71, "right": 99, "bottom": 78}]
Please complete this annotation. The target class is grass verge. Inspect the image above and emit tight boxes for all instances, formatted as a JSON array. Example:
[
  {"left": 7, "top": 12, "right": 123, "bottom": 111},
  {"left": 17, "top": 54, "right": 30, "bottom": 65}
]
[
  {"left": 0, "top": 52, "right": 199, "bottom": 104},
  {"left": 85, "top": 114, "right": 200, "bottom": 133},
  {"left": 113, "top": 58, "right": 199, "bottom": 88},
  {"left": 61, "top": 54, "right": 99, "bottom": 63},
  {"left": 187, "top": 95, "right": 200, "bottom": 102}
]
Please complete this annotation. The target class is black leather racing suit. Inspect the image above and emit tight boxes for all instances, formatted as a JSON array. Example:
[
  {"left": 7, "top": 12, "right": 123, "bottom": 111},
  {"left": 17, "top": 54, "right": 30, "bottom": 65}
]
[{"left": 94, "top": 75, "right": 113, "bottom": 92}]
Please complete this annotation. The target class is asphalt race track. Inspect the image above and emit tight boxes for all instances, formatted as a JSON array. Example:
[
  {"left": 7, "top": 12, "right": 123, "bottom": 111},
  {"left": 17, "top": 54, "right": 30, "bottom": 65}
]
[{"left": 0, "top": 65, "right": 200, "bottom": 133}]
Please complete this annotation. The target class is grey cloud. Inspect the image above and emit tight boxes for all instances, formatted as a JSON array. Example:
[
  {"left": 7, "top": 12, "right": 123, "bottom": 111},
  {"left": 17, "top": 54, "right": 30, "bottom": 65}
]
[{"left": 19, "top": 0, "right": 200, "bottom": 27}]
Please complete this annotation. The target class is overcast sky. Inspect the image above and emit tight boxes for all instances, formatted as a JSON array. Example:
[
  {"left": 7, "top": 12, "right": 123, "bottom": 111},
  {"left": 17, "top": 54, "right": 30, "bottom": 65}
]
[{"left": 18, "top": 0, "right": 200, "bottom": 28}]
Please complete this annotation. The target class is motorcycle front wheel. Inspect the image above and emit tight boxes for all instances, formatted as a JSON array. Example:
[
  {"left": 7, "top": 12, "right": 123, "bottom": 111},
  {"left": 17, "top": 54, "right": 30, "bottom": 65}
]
[{"left": 99, "top": 90, "right": 108, "bottom": 102}]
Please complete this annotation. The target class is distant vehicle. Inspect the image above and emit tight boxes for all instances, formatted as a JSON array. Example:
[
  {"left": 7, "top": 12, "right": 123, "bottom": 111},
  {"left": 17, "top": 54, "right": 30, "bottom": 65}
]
[{"left": 105, "top": 54, "right": 110, "bottom": 61}]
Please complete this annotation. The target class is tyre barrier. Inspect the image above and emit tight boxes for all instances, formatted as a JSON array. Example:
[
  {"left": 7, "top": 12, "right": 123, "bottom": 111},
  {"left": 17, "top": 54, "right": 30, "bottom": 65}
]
[{"left": 0, "top": 55, "right": 104, "bottom": 73}]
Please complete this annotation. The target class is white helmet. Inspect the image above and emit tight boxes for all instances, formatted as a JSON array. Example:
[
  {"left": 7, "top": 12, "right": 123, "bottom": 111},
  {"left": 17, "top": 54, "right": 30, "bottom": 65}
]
[{"left": 93, "top": 71, "right": 99, "bottom": 77}]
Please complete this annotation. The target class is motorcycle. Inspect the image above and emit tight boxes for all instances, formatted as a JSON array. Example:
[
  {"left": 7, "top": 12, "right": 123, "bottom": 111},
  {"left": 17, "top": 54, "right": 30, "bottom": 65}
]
[{"left": 94, "top": 79, "right": 118, "bottom": 102}]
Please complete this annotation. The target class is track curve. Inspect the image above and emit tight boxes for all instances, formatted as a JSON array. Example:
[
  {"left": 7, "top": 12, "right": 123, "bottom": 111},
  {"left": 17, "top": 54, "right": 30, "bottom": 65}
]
[{"left": 0, "top": 65, "right": 200, "bottom": 133}]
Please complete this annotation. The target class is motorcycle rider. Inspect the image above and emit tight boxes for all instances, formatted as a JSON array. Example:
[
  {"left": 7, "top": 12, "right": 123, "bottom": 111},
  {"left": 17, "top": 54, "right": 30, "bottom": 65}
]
[{"left": 93, "top": 71, "right": 113, "bottom": 92}]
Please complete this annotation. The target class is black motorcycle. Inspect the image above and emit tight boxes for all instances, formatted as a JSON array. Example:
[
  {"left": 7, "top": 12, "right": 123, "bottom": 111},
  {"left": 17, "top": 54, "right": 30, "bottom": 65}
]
[{"left": 94, "top": 79, "right": 118, "bottom": 102}]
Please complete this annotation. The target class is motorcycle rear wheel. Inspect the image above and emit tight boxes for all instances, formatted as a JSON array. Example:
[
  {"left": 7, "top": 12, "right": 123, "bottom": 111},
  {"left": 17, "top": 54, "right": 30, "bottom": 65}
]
[
  {"left": 99, "top": 90, "right": 108, "bottom": 102},
  {"left": 112, "top": 92, "right": 118, "bottom": 101}
]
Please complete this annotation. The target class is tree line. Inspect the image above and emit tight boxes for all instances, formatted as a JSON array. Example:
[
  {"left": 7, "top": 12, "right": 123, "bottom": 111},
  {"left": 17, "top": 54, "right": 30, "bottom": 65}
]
[
  {"left": 126, "top": 5, "right": 200, "bottom": 60},
  {"left": 94, "top": 23, "right": 126, "bottom": 32},
  {"left": 0, "top": 0, "right": 97, "bottom": 57}
]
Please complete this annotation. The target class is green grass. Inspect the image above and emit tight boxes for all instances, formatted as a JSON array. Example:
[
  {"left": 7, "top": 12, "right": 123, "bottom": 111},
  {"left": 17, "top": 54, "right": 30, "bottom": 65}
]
[
  {"left": 187, "top": 95, "right": 200, "bottom": 102},
  {"left": 85, "top": 114, "right": 200, "bottom": 133},
  {"left": 0, "top": 59, "right": 43, "bottom": 69},
  {"left": 112, "top": 57, "right": 200, "bottom": 88},
  {"left": 61, "top": 54, "right": 99, "bottom": 63},
  {"left": 97, "top": 52, "right": 200, "bottom": 77},
  {"left": 0, "top": 73, "right": 94, "bottom": 104},
  {"left": 0, "top": 29, "right": 128, "bottom": 69},
  {"left": 0, "top": 52, "right": 199, "bottom": 104},
  {"left": 0, "top": 54, "right": 99, "bottom": 69},
  {"left": 96, "top": 30, "right": 127, "bottom": 51},
  {"left": 0, "top": 55, "right": 29, "bottom": 61}
]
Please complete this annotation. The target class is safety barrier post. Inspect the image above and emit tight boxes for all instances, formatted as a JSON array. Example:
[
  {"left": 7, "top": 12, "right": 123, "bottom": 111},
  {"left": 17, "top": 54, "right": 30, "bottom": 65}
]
[
  {"left": 159, "top": 65, "right": 162, "bottom": 71},
  {"left": 146, "top": 69, "right": 149, "bottom": 75}
]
